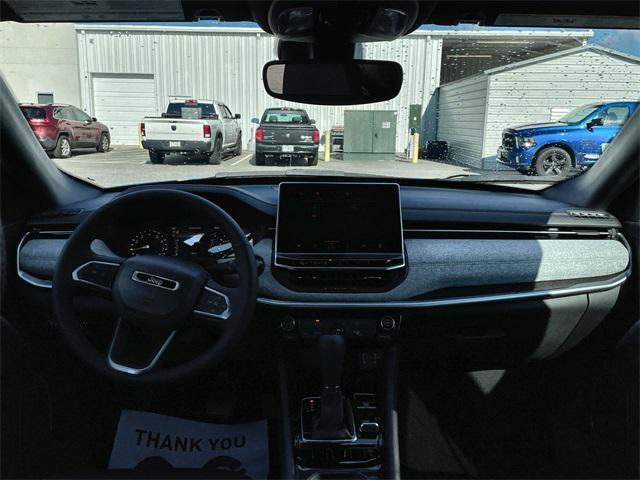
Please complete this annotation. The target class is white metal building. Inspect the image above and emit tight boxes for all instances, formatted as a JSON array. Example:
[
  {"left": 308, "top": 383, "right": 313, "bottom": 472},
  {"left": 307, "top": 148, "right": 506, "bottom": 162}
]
[
  {"left": 437, "top": 45, "right": 640, "bottom": 169},
  {"left": 72, "top": 25, "right": 591, "bottom": 149}
]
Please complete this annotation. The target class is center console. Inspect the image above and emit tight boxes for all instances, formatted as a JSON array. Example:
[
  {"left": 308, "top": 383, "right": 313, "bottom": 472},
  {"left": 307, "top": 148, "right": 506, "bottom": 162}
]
[
  {"left": 274, "top": 183, "right": 405, "bottom": 292},
  {"left": 274, "top": 183, "right": 403, "bottom": 479}
]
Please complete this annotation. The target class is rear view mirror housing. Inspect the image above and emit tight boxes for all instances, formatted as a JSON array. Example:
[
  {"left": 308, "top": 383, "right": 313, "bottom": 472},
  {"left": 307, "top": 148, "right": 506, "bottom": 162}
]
[
  {"left": 251, "top": 117, "right": 260, "bottom": 124},
  {"left": 262, "top": 60, "right": 403, "bottom": 105},
  {"left": 234, "top": 113, "right": 241, "bottom": 119}
]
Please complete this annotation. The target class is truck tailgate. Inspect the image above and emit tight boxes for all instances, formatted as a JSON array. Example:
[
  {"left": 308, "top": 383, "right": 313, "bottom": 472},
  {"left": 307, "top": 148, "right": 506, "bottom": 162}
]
[
  {"left": 144, "top": 119, "right": 206, "bottom": 142},
  {"left": 261, "top": 125, "right": 316, "bottom": 145}
]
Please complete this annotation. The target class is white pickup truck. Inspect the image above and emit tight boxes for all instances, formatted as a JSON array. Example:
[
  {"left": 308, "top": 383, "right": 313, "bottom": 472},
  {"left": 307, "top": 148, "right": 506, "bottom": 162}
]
[{"left": 141, "top": 99, "right": 242, "bottom": 164}]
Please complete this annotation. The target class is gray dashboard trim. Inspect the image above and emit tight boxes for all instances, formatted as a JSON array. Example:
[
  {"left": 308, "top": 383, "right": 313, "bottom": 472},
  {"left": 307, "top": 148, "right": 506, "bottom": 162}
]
[{"left": 256, "top": 272, "right": 628, "bottom": 309}]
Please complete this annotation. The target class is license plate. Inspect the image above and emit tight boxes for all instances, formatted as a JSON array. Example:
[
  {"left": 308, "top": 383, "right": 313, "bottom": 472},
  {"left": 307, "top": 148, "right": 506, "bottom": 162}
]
[
  {"left": 281, "top": 145, "right": 294, "bottom": 153},
  {"left": 169, "top": 141, "right": 181, "bottom": 147}
]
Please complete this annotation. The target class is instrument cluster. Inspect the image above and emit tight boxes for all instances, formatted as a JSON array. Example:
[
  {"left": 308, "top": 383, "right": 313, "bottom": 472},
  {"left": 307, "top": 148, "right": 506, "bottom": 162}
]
[{"left": 126, "top": 226, "right": 249, "bottom": 259}]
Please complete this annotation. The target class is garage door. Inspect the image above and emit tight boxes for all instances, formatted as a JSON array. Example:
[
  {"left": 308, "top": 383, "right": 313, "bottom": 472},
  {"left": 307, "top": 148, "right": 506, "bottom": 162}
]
[{"left": 92, "top": 74, "right": 157, "bottom": 145}]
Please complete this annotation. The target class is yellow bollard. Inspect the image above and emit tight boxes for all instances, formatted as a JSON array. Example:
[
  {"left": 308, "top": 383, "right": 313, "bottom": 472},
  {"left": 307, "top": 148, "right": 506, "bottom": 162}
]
[
  {"left": 324, "top": 130, "right": 331, "bottom": 162},
  {"left": 412, "top": 132, "right": 420, "bottom": 163}
]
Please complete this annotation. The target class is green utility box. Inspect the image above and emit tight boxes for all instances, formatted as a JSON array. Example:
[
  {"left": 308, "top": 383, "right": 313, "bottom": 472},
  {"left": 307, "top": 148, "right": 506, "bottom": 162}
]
[
  {"left": 408, "top": 104, "right": 422, "bottom": 131},
  {"left": 343, "top": 110, "right": 397, "bottom": 160}
]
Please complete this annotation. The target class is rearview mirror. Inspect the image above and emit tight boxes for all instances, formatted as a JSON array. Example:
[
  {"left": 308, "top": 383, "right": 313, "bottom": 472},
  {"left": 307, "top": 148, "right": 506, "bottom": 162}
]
[
  {"left": 251, "top": 117, "right": 260, "bottom": 124},
  {"left": 234, "top": 113, "right": 241, "bottom": 119},
  {"left": 262, "top": 60, "right": 403, "bottom": 105},
  {"left": 92, "top": 117, "right": 98, "bottom": 122}
]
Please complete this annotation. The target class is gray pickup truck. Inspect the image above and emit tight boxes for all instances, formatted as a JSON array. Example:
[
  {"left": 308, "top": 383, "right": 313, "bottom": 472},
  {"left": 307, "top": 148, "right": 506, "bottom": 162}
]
[{"left": 253, "top": 108, "right": 319, "bottom": 166}]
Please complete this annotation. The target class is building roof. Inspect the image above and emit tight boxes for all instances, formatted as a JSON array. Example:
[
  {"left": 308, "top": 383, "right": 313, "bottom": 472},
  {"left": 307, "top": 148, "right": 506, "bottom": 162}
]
[{"left": 484, "top": 44, "right": 640, "bottom": 75}]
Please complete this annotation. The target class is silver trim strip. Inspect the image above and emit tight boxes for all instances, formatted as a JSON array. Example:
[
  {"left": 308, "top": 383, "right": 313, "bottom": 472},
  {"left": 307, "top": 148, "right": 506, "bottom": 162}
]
[
  {"left": 193, "top": 285, "right": 232, "bottom": 320},
  {"left": 17, "top": 231, "right": 72, "bottom": 288},
  {"left": 132, "top": 270, "right": 180, "bottom": 291},
  {"left": 72, "top": 260, "right": 120, "bottom": 291},
  {"left": 274, "top": 182, "right": 406, "bottom": 271},
  {"left": 404, "top": 228, "right": 611, "bottom": 237},
  {"left": 257, "top": 272, "right": 629, "bottom": 310},
  {"left": 107, "top": 318, "right": 176, "bottom": 375}
]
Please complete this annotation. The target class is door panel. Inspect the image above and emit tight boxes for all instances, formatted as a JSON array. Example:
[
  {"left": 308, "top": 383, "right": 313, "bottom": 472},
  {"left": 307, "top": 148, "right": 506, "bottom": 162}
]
[
  {"left": 220, "top": 105, "right": 237, "bottom": 146},
  {"left": 344, "top": 111, "right": 373, "bottom": 152},
  {"left": 373, "top": 111, "right": 397, "bottom": 154}
]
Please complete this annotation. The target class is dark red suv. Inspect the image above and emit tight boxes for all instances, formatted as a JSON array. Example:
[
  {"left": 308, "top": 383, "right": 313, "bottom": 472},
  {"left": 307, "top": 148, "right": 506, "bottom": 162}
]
[{"left": 19, "top": 103, "right": 111, "bottom": 158}]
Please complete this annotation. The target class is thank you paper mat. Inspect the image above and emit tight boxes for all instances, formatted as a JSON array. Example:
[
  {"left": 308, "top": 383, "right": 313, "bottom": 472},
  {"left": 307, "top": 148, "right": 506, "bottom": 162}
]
[{"left": 109, "top": 410, "right": 268, "bottom": 479}]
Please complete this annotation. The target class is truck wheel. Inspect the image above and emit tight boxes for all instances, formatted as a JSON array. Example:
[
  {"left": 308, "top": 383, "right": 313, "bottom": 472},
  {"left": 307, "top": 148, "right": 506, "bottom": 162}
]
[
  {"left": 208, "top": 137, "right": 222, "bottom": 165},
  {"left": 96, "top": 133, "right": 110, "bottom": 152},
  {"left": 234, "top": 133, "right": 242, "bottom": 156},
  {"left": 532, "top": 147, "right": 571, "bottom": 176},
  {"left": 254, "top": 153, "right": 266, "bottom": 166},
  {"left": 149, "top": 151, "right": 165, "bottom": 164},
  {"left": 307, "top": 153, "right": 318, "bottom": 166},
  {"left": 53, "top": 136, "right": 71, "bottom": 158}
]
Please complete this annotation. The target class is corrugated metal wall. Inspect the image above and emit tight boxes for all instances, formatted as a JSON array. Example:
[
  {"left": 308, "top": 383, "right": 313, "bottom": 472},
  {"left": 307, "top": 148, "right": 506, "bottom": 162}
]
[
  {"left": 483, "top": 49, "right": 640, "bottom": 162},
  {"left": 436, "top": 75, "right": 488, "bottom": 167},
  {"left": 77, "top": 27, "right": 443, "bottom": 149},
  {"left": 437, "top": 48, "right": 640, "bottom": 169}
]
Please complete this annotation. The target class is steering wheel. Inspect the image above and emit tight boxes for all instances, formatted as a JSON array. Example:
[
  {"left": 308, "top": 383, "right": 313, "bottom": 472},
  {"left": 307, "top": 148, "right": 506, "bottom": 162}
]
[{"left": 52, "top": 189, "right": 258, "bottom": 383}]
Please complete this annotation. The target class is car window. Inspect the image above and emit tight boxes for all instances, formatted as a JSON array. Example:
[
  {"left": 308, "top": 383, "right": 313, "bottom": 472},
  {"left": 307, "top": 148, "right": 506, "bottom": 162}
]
[
  {"left": 558, "top": 105, "right": 600, "bottom": 125},
  {"left": 262, "top": 111, "right": 309, "bottom": 123},
  {"left": 219, "top": 105, "right": 232, "bottom": 119},
  {"left": 20, "top": 107, "right": 46, "bottom": 120},
  {"left": 56, "top": 107, "right": 74, "bottom": 120},
  {"left": 597, "top": 106, "right": 630, "bottom": 125},
  {"left": 73, "top": 108, "right": 92, "bottom": 122},
  {"left": 223, "top": 106, "right": 234, "bottom": 119}
]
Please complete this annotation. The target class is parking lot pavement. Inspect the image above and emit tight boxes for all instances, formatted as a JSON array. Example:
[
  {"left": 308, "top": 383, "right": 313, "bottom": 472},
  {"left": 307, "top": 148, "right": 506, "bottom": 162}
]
[{"left": 53, "top": 145, "right": 544, "bottom": 189}]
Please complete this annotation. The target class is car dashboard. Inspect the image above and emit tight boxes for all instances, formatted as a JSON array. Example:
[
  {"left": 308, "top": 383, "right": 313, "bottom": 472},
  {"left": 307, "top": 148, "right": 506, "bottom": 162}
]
[{"left": 15, "top": 181, "right": 631, "bottom": 366}]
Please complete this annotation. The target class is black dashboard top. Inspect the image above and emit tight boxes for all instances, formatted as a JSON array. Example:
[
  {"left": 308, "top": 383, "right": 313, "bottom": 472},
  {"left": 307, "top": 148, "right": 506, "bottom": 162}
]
[{"left": 27, "top": 182, "right": 621, "bottom": 232}]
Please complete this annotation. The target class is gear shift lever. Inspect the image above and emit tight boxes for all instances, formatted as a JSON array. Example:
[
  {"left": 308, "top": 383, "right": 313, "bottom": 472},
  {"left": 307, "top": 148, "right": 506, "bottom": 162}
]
[{"left": 311, "top": 334, "right": 354, "bottom": 440}]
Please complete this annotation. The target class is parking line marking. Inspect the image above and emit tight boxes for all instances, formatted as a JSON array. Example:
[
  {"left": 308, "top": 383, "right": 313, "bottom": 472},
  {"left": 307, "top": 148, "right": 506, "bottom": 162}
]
[{"left": 231, "top": 153, "right": 252, "bottom": 166}]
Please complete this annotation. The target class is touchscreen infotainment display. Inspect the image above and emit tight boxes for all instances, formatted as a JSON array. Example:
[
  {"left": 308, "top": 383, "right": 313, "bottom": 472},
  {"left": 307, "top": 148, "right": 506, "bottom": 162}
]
[{"left": 276, "top": 183, "right": 403, "bottom": 258}]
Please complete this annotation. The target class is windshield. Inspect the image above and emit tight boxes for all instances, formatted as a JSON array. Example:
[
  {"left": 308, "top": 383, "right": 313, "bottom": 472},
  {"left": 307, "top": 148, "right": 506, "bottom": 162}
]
[
  {"left": 558, "top": 105, "right": 601, "bottom": 125},
  {"left": 3, "top": 21, "right": 638, "bottom": 189}
]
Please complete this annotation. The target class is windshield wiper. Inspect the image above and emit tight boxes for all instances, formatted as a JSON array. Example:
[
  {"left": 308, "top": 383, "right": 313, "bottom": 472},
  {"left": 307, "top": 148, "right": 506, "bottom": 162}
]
[{"left": 441, "top": 173, "right": 475, "bottom": 180}]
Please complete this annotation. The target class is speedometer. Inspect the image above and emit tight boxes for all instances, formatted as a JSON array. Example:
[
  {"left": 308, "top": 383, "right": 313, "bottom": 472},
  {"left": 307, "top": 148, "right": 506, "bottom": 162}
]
[{"left": 128, "top": 229, "right": 172, "bottom": 256}]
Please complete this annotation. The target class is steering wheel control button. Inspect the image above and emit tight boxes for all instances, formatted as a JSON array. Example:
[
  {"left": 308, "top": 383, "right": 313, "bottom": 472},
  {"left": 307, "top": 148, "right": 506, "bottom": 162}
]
[
  {"left": 72, "top": 261, "right": 120, "bottom": 290},
  {"left": 195, "top": 286, "right": 230, "bottom": 319},
  {"left": 131, "top": 271, "right": 179, "bottom": 291}
]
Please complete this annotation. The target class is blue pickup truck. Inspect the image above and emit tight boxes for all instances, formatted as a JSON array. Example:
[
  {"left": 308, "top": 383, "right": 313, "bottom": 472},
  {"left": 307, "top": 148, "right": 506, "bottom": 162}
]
[{"left": 497, "top": 101, "right": 639, "bottom": 176}]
